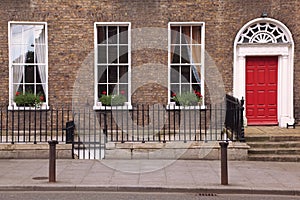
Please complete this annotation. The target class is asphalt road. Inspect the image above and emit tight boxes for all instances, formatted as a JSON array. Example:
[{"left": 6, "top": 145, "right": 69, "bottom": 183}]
[{"left": 0, "top": 191, "right": 299, "bottom": 200}]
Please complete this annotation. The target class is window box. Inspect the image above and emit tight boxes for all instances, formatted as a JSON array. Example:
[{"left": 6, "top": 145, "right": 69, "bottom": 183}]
[
  {"left": 9, "top": 102, "right": 49, "bottom": 111},
  {"left": 93, "top": 101, "right": 132, "bottom": 110},
  {"left": 166, "top": 103, "right": 206, "bottom": 110}
]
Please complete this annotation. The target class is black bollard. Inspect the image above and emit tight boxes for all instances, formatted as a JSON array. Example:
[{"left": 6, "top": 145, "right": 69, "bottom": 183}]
[
  {"left": 219, "top": 141, "right": 229, "bottom": 185},
  {"left": 48, "top": 140, "right": 58, "bottom": 182}
]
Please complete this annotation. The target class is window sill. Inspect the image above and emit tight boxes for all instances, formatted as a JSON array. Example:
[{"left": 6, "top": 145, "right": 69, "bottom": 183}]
[
  {"left": 93, "top": 102, "right": 132, "bottom": 110},
  {"left": 166, "top": 102, "right": 206, "bottom": 110},
  {"left": 8, "top": 103, "right": 49, "bottom": 111}
]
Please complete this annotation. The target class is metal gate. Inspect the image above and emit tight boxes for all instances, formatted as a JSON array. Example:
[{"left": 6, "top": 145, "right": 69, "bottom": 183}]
[{"left": 72, "top": 109, "right": 106, "bottom": 159}]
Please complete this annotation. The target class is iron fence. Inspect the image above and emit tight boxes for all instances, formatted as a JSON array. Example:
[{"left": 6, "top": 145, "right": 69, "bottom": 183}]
[
  {"left": 225, "top": 94, "right": 245, "bottom": 142},
  {"left": 0, "top": 96, "right": 245, "bottom": 147},
  {"left": 0, "top": 105, "right": 73, "bottom": 144}
]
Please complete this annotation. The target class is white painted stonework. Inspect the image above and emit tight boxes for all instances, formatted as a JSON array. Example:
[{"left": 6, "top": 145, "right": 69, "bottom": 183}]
[{"left": 233, "top": 18, "right": 294, "bottom": 127}]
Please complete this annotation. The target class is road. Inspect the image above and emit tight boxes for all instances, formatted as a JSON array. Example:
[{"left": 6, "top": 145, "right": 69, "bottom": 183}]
[{"left": 0, "top": 191, "right": 299, "bottom": 200}]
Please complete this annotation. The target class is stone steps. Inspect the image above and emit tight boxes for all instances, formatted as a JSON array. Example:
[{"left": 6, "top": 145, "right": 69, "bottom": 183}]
[
  {"left": 246, "top": 134, "right": 300, "bottom": 162},
  {"left": 246, "top": 135, "right": 300, "bottom": 142},
  {"left": 248, "top": 148, "right": 300, "bottom": 155},
  {"left": 248, "top": 154, "right": 300, "bottom": 162},
  {"left": 247, "top": 141, "right": 300, "bottom": 148}
]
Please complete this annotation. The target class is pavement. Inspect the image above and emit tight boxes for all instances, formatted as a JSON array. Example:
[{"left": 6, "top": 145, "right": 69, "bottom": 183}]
[{"left": 0, "top": 159, "right": 299, "bottom": 196}]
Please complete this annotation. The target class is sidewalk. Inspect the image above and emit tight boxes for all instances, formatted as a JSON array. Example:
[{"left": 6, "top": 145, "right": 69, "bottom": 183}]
[{"left": 0, "top": 159, "right": 299, "bottom": 196}]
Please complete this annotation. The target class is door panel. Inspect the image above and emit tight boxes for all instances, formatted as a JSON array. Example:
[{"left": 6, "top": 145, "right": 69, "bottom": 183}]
[{"left": 246, "top": 56, "right": 278, "bottom": 125}]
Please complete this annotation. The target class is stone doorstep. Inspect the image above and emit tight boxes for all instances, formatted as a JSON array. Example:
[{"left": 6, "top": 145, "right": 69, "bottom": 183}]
[
  {"left": 0, "top": 144, "right": 72, "bottom": 159},
  {"left": 105, "top": 141, "right": 250, "bottom": 160}
]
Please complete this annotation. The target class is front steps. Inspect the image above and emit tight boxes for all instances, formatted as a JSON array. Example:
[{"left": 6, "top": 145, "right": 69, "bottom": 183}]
[{"left": 246, "top": 134, "right": 300, "bottom": 162}]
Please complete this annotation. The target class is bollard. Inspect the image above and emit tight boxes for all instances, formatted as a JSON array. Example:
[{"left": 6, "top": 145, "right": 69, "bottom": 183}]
[
  {"left": 219, "top": 141, "right": 229, "bottom": 185},
  {"left": 48, "top": 140, "right": 58, "bottom": 182}
]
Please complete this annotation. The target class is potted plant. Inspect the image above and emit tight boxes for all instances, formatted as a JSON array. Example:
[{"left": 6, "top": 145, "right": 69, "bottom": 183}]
[
  {"left": 171, "top": 91, "right": 202, "bottom": 106},
  {"left": 14, "top": 91, "right": 44, "bottom": 107},
  {"left": 99, "top": 91, "right": 127, "bottom": 106}
]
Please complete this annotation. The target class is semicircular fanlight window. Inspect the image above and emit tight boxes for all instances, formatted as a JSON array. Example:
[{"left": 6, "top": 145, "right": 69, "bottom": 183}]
[{"left": 238, "top": 22, "right": 289, "bottom": 44}]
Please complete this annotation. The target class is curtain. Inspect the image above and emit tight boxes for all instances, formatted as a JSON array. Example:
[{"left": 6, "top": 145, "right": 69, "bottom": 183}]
[
  {"left": 170, "top": 27, "right": 179, "bottom": 63},
  {"left": 182, "top": 27, "right": 201, "bottom": 85},
  {"left": 35, "top": 25, "right": 46, "bottom": 94},
  {"left": 11, "top": 25, "right": 25, "bottom": 97},
  {"left": 12, "top": 53, "right": 24, "bottom": 97}
]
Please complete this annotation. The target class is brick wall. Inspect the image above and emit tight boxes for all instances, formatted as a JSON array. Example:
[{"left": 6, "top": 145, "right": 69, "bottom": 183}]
[{"left": 0, "top": 0, "right": 299, "bottom": 120}]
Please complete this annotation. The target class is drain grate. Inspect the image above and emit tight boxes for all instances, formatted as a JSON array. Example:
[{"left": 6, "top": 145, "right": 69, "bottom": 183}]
[
  {"left": 32, "top": 177, "right": 48, "bottom": 180},
  {"left": 197, "top": 193, "right": 217, "bottom": 196}
]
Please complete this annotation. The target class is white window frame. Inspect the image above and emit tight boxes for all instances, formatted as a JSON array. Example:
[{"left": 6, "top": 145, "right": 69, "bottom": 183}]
[
  {"left": 8, "top": 21, "right": 49, "bottom": 110},
  {"left": 93, "top": 22, "right": 131, "bottom": 110},
  {"left": 168, "top": 22, "right": 205, "bottom": 108}
]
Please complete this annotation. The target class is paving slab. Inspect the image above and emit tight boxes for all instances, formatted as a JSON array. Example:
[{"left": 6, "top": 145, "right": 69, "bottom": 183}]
[
  {"left": 0, "top": 159, "right": 298, "bottom": 196},
  {"left": 0, "top": 159, "right": 300, "bottom": 195}
]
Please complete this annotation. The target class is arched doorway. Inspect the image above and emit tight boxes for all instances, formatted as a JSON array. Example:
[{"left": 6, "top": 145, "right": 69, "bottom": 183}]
[{"left": 233, "top": 18, "right": 294, "bottom": 127}]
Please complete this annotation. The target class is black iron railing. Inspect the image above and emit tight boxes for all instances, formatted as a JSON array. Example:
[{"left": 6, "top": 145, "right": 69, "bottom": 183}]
[
  {"left": 0, "top": 105, "right": 73, "bottom": 144},
  {"left": 225, "top": 94, "right": 245, "bottom": 142},
  {"left": 0, "top": 97, "right": 244, "bottom": 145},
  {"left": 92, "top": 104, "right": 226, "bottom": 143}
]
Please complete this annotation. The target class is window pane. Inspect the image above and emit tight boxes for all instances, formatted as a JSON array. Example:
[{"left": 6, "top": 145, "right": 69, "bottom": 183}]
[
  {"left": 171, "top": 66, "right": 179, "bottom": 83},
  {"left": 11, "top": 25, "right": 23, "bottom": 44},
  {"left": 22, "top": 25, "right": 35, "bottom": 45},
  {"left": 15, "top": 83, "right": 24, "bottom": 93},
  {"left": 36, "top": 84, "right": 45, "bottom": 96},
  {"left": 98, "top": 66, "right": 107, "bottom": 83},
  {"left": 36, "top": 66, "right": 42, "bottom": 83},
  {"left": 119, "top": 46, "right": 128, "bottom": 63},
  {"left": 108, "top": 84, "right": 117, "bottom": 94},
  {"left": 25, "top": 85, "right": 34, "bottom": 93},
  {"left": 181, "top": 66, "right": 190, "bottom": 83},
  {"left": 11, "top": 44, "right": 24, "bottom": 63},
  {"left": 12, "top": 65, "right": 23, "bottom": 84},
  {"left": 191, "top": 45, "right": 201, "bottom": 64},
  {"left": 25, "top": 48, "right": 34, "bottom": 63},
  {"left": 25, "top": 66, "right": 34, "bottom": 83},
  {"left": 98, "top": 46, "right": 107, "bottom": 63},
  {"left": 97, "top": 26, "right": 106, "bottom": 44},
  {"left": 119, "top": 26, "right": 128, "bottom": 44},
  {"left": 108, "top": 46, "right": 117, "bottom": 63},
  {"left": 171, "top": 26, "right": 180, "bottom": 44},
  {"left": 171, "top": 45, "right": 180, "bottom": 63},
  {"left": 192, "top": 26, "right": 201, "bottom": 44},
  {"left": 98, "top": 84, "right": 107, "bottom": 98},
  {"left": 192, "top": 84, "right": 201, "bottom": 93},
  {"left": 119, "top": 66, "right": 128, "bottom": 83},
  {"left": 108, "top": 26, "right": 117, "bottom": 44},
  {"left": 108, "top": 66, "right": 117, "bottom": 83},
  {"left": 35, "top": 44, "right": 46, "bottom": 63},
  {"left": 170, "top": 84, "right": 179, "bottom": 95},
  {"left": 192, "top": 65, "right": 201, "bottom": 83},
  {"left": 35, "top": 25, "right": 45, "bottom": 44},
  {"left": 181, "top": 45, "right": 190, "bottom": 63},
  {"left": 181, "top": 26, "right": 191, "bottom": 44},
  {"left": 181, "top": 84, "right": 190, "bottom": 93},
  {"left": 119, "top": 84, "right": 128, "bottom": 100}
]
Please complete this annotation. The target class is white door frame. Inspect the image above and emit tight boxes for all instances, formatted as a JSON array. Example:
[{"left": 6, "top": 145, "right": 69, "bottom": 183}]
[{"left": 233, "top": 18, "right": 294, "bottom": 127}]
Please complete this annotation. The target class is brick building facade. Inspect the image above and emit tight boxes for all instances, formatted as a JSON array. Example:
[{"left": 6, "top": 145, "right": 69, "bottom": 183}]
[{"left": 0, "top": 0, "right": 299, "bottom": 127}]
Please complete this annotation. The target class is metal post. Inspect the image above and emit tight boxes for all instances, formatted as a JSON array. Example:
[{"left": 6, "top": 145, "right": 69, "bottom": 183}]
[
  {"left": 48, "top": 140, "right": 58, "bottom": 182},
  {"left": 219, "top": 141, "right": 229, "bottom": 185}
]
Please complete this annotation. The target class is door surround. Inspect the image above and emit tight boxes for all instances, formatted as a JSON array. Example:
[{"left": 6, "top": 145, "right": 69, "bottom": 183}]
[{"left": 233, "top": 18, "right": 294, "bottom": 127}]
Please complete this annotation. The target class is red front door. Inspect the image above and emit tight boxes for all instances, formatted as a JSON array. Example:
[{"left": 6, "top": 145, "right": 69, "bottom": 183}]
[{"left": 246, "top": 56, "right": 278, "bottom": 125}]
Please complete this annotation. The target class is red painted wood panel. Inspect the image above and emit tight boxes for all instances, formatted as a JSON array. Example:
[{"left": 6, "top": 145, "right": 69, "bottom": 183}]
[{"left": 246, "top": 56, "right": 278, "bottom": 125}]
